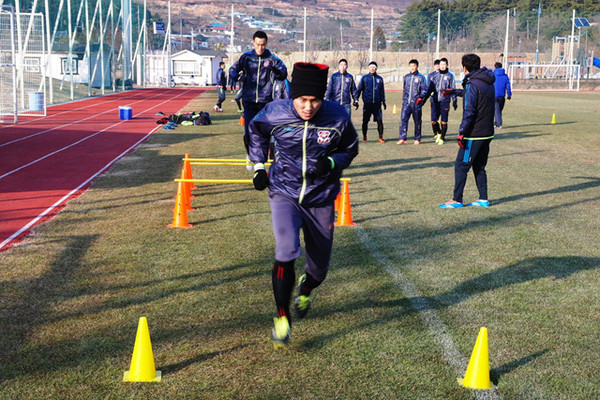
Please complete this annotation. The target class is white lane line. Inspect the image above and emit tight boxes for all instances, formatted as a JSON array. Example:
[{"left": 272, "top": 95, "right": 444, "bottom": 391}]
[
  {"left": 0, "top": 124, "right": 163, "bottom": 252},
  {"left": 354, "top": 226, "right": 502, "bottom": 400},
  {"left": 0, "top": 88, "right": 179, "bottom": 148},
  {"left": 0, "top": 89, "right": 193, "bottom": 180},
  {"left": 0, "top": 89, "right": 154, "bottom": 131}
]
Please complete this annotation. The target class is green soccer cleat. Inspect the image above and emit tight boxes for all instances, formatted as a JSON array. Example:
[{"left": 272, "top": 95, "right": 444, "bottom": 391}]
[
  {"left": 294, "top": 274, "right": 312, "bottom": 319},
  {"left": 272, "top": 316, "right": 291, "bottom": 349}
]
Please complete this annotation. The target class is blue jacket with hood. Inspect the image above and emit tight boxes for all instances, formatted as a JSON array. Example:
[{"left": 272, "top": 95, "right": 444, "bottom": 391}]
[
  {"left": 458, "top": 67, "right": 496, "bottom": 139},
  {"left": 249, "top": 99, "right": 359, "bottom": 207},
  {"left": 229, "top": 49, "right": 288, "bottom": 104},
  {"left": 493, "top": 68, "right": 512, "bottom": 98}
]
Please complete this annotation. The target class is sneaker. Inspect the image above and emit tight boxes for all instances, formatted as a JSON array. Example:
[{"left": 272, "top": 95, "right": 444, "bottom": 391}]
[
  {"left": 496, "top": 126, "right": 502, "bottom": 130},
  {"left": 438, "top": 201, "right": 463, "bottom": 209},
  {"left": 245, "top": 155, "right": 253, "bottom": 172},
  {"left": 363, "top": 137, "right": 367, "bottom": 143},
  {"left": 396, "top": 139, "right": 406, "bottom": 145},
  {"left": 237, "top": 109, "right": 243, "bottom": 113},
  {"left": 466, "top": 199, "right": 490, "bottom": 207},
  {"left": 294, "top": 274, "right": 312, "bottom": 319},
  {"left": 218, "top": 108, "right": 223, "bottom": 112},
  {"left": 378, "top": 138, "right": 386, "bottom": 143},
  {"left": 213, "top": 105, "right": 219, "bottom": 112},
  {"left": 413, "top": 140, "right": 420, "bottom": 145},
  {"left": 437, "top": 139, "right": 445, "bottom": 145},
  {"left": 434, "top": 133, "right": 439, "bottom": 141},
  {"left": 272, "top": 316, "right": 291, "bottom": 349}
]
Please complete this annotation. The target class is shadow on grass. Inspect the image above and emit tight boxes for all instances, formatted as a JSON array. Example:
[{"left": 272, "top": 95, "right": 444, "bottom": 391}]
[
  {"left": 490, "top": 349, "right": 549, "bottom": 385},
  {"left": 161, "top": 344, "right": 249, "bottom": 374},
  {"left": 506, "top": 121, "right": 575, "bottom": 128},
  {"left": 492, "top": 130, "right": 550, "bottom": 140},
  {"left": 492, "top": 176, "right": 600, "bottom": 206}
]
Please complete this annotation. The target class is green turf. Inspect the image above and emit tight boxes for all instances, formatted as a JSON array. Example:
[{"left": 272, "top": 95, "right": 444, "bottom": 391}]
[{"left": 1, "top": 90, "right": 599, "bottom": 399}]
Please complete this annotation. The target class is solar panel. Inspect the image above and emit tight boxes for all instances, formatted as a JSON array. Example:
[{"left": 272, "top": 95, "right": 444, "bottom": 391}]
[{"left": 574, "top": 17, "right": 591, "bottom": 28}]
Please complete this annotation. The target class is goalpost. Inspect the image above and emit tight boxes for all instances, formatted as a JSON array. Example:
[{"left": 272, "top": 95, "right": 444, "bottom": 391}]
[
  {"left": 0, "top": 6, "right": 46, "bottom": 123},
  {"left": 508, "top": 64, "right": 581, "bottom": 91}
]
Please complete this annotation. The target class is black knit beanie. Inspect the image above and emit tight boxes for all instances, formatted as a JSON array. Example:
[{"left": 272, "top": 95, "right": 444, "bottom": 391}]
[{"left": 290, "top": 62, "right": 329, "bottom": 100}]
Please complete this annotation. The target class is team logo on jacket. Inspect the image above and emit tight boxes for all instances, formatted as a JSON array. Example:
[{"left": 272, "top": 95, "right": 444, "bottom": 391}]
[
  {"left": 345, "top": 77, "right": 350, "bottom": 83},
  {"left": 263, "top": 60, "right": 271, "bottom": 68},
  {"left": 317, "top": 130, "right": 332, "bottom": 144}
]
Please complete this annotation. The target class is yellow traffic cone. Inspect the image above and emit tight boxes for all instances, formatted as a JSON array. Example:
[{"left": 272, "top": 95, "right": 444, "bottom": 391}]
[
  {"left": 551, "top": 113, "right": 556, "bottom": 124},
  {"left": 392, "top": 104, "right": 397, "bottom": 114},
  {"left": 123, "top": 317, "right": 162, "bottom": 382},
  {"left": 457, "top": 327, "right": 493, "bottom": 390}
]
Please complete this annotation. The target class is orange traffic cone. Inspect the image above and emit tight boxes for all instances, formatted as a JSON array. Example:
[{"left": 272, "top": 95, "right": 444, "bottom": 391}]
[
  {"left": 334, "top": 191, "right": 341, "bottom": 212},
  {"left": 179, "top": 169, "right": 194, "bottom": 212},
  {"left": 183, "top": 153, "right": 197, "bottom": 191},
  {"left": 335, "top": 180, "right": 357, "bottom": 226},
  {"left": 169, "top": 180, "right": 192, "bottom": 228},
  {"left": 238, "top": 116, "right": 245, "bottom": 126}
]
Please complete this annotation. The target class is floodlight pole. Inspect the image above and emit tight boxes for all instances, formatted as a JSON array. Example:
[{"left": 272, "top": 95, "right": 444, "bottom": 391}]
[
  {"left": 436, "top": 9, "right": 440, "bottom": 60},
  {"left": 568, "top": 9, "right": 575, "bottom": 90},
  {"left": 369, "top": 8, "right": 373, "bottom": 62},
  {"left": 535, "top": 1, "right": 541, "bottom": 64},
  {"left": 302, "top": 8, "right": 306, "bottom": 62},
  {"left": 503, "top": 9, "right": 509, "bottom": 67}
]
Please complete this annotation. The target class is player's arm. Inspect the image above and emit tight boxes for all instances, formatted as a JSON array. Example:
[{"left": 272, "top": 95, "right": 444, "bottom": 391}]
[
  {"left": 325, "top": 76, "right": 334, "bottom": 101},
  {"left": 329, "top": 121, "right": 359, "bottom": 171},
  {"left": 458, "top": 85, "right": 478, "bottom": 134}
]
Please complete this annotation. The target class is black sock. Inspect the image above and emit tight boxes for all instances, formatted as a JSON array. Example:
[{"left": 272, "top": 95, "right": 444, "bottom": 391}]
[
  {"left": 432, "top": 121, "right": 440, "bottom": 134},
  {"left": 272, "top": 260, "right": 295, "bottom": 321},
  {"left": 377, "top": 121, "right": 384, "bottom": 138},
  {"left": 300, "top": 273, "right": 322, "bottom": 297},
  {"left": 441, "top": 123, "right": 448, "bottom": 140},
  {"left": 362, "top": 121, "right": 368, "bottom": 139},
  {"left": 235, "top": 99, "right": 242, "bottom": 111}
]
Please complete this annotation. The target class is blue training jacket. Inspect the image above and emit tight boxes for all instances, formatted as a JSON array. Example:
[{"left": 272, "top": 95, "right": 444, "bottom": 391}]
[
  {"left": 459, "top": 67, "right": 496, "bottom": 138},
  {"left": 357, "top": 73, "right": 386, "bottom": 104},
  {"left": 425, "top": 70, "right": 457, "bottom": 104},
  {"left": 216, "top": 67, "right": 227, "bottom": 87},
  {"left": 249, "top": 100, "right": 359, "bottom": 207},
  {"left": 493, "top": 68, "right": 512, "bottom": 98},
  {"left": 402, "top": 71, "right": 428, "bottom": 105},
  {"left": 229, "top": 49, "right": 288, "bottom": 104},
  {"left": 325, "top": 72, "right": 359, "bottom": 105}
]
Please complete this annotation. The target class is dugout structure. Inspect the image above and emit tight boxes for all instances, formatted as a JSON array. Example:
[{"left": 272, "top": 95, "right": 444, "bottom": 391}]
[{"left": 0, "top": 5, "right": 46, "bottom": 123}]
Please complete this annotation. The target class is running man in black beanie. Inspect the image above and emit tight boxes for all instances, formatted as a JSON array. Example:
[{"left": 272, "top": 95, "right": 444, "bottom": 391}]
[{"left": 249, "top": 62, "right": 359, "bottom": 348}]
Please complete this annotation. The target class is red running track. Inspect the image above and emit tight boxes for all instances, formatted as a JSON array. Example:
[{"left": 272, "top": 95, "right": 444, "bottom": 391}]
[{"left": 0, "top": 87, "right": 205, "bottom": 252}]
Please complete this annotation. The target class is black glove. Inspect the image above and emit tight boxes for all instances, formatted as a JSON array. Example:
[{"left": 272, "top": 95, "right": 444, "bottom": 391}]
[
  {"left": 253, "top": 168, "right": 268, "bottom": 190},
  {"left": 453, "top": 99, "right": 458, "bottom": 110},
  {"left": 443, "top": 89, "right": 456, "bottom": 97},
  {"left": 382, "top": 102, "right": 387, "bottom": 110},
  {"left": 313, "top": 156, "right": 335, "bottom": 177},
  {"left": 416, "top": 97, "right": 424, "bottom": 107},
  {"left": 507, "top": 96, "right": 511, "bottom": 101},
  {"left": 353, "top": 101, "right": 359, "bottom": 110},
  {"left": 457, "top": 134, "right": 465, "bottom": 149}
]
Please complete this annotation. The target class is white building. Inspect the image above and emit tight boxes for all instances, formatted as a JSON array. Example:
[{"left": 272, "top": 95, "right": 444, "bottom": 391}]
[{"left": 170, "top": 49, "right": 228, "bottom": 86}]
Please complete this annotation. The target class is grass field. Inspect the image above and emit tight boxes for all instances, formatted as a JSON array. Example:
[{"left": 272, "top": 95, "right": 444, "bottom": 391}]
[{"left": 1, "top": 89, "right": 599, "bottom": 399}]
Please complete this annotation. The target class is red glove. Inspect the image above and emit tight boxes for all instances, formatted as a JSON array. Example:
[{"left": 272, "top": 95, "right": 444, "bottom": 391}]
[
  {"left": 457, "top": 134, "right": 465, "bottom": 149},
  {"left": 443, "top": 89, "right": 456, "bottom": 97},
  {"left": 416, "top": 98, "right": 424, "bottom": 106}
]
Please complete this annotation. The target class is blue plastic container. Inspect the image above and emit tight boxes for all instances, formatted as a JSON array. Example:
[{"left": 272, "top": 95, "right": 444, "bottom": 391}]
[
  {"left": 28, "top": 92, "right": 44, "bottom": 111},
  {"left": 119, "top": 106, "right": 132, "bottom": 120}
]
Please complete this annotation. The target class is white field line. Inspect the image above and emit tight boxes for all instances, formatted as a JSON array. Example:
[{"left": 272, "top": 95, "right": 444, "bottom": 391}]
[
  {"left": 0, "top": 89, "right": 193, "bottom": 180},
  {"left": 354, "top": 226, "right": 502, "bottom": 400},
  {"left": 0, "top": 89, "right": 152, "bottom": 131},
  {"left": 0, "top": 124, "right": 163, "bottom": 252},
  {"left": 0, "top": 88, "right": 174, "bottom": 148}
]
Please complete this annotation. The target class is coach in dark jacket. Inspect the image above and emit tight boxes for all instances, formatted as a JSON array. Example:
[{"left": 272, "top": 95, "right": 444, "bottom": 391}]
[
  {"left": 229, "top": 30, "right": 288, "bottom": 153},
  {"left": 439, "top": 53, "right": 495, "bottom": 209},
  {"left": 249, "top": 62, "right": 358, "bottom": 348}
]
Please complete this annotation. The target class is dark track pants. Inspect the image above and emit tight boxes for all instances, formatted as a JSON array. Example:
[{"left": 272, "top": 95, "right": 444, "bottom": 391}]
[
  {"left": 269, "top": 193, "right": 335, "bottom": 282},
  {"left": 243, "top": 101, "right": 267, "bottom": 153},
  {"left": 453, "top": 138, "right": 492, "bottom": 203},
  {"left": 399, "top": 103, "right": 422, "bottom": 141},
  {"left": 494, "top": 97, "right": 505, "bottom": 127}
]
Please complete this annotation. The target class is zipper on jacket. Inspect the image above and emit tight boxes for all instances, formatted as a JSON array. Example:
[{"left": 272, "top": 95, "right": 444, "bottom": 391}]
[
  {"left": 409, "top": 75, "right": 414, "bottom": 103},
  {"left": 256, "top": 56, "right": 261, "bottom": 103},
  {"left": 372, "top": 75, "right": 375, "bottom": 101},
  {"left": 298, "top": 121, "right": 309, "bottom": 204},
  {"left": 340, "top": 74, "right": 344, "bottom": 105}
]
